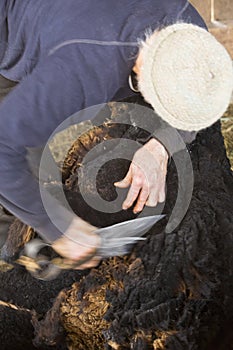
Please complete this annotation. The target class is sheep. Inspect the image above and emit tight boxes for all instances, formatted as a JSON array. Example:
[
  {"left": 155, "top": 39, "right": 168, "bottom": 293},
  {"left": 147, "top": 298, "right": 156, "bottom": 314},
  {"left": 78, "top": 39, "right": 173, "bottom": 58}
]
[{"left": 0, "top": 98, "right": 232, "bottom": 349}]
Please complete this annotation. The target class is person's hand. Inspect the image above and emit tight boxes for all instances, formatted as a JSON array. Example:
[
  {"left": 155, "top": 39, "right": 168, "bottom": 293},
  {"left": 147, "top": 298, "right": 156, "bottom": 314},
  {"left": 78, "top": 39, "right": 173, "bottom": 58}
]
[
  {"left": 114, "top": 138, "right": 168, "bottom": 213},
  {"left": 52, "top": 217, "right": 101, "bottom": 270}
]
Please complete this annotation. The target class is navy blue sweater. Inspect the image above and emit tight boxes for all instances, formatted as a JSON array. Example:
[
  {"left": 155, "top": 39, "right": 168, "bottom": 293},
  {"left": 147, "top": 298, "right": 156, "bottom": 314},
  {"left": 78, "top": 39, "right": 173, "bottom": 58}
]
[{"left": 0, "top": 0, "right": 206, "bottom": 242}]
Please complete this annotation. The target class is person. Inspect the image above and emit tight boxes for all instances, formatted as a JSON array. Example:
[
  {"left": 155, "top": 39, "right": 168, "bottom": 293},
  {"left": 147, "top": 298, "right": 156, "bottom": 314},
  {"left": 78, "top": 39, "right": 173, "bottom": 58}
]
[{"left": 0, "top": 0, "right": 232, "bottom": 269}]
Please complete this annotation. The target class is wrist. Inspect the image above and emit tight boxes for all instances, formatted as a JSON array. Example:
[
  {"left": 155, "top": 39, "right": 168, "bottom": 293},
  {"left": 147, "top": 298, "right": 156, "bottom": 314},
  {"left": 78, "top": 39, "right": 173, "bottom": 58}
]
[
  {"left": 63, "top": 217, "right": 99, "bottom": 245},
  {"left": 145, "top": 138, "right": 169, "bottom": 160}
]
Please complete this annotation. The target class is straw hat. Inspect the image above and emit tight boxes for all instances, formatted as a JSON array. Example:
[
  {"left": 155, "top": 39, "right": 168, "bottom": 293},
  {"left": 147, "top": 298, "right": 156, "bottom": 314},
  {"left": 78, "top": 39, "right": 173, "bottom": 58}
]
[{"left": 137, "top": 23, "right": 233, "bottom": 131}]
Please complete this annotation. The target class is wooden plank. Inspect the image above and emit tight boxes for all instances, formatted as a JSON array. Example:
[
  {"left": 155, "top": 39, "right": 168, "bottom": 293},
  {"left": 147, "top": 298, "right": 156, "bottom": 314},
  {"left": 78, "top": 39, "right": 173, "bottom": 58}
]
[
  {"left": 210, "top": 21, "right": 233, "bottom": 58},
  {"left": 214, "top": 0, "right": 233, "bottom": 21},
  {"left": 189, "top": 1, "right": 233, "bottom": 58},
  {"left": 189, "top": 0, "right": 212, "bottom": 23}
]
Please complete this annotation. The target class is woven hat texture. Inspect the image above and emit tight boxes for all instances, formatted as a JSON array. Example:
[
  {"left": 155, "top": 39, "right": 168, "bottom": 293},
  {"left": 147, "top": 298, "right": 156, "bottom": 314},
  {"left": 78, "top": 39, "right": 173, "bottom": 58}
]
[{"left": 138, "top": 23, "right": 233, "bottom": 131}]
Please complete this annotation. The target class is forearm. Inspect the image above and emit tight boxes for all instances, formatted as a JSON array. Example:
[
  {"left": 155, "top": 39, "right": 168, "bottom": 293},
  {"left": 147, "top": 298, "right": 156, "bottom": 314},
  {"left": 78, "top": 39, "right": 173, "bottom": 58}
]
[
  {"left": 177, "top": 130, "right": 197, "bottom": 144},
  {"left": 0, "top": 50, "right": 85, "bottom": 242},
  {"left": 0, "top": 39, "right": 121, "bottom": 242},
  {"left": 152, "top": 128, "right": 197, "bottom": 156},
  {"left": 0, "top": 142, "right": 74, "bottom": 242},
  {"left": 125, "top": 104, "right": 197, "bottom": 156}
]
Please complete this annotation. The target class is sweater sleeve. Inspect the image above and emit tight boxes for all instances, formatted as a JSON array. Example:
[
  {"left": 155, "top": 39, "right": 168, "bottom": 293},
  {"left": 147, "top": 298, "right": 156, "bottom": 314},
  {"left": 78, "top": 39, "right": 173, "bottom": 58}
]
[{"left": 0, "top": 45, "right": 117, "bottom": 243}]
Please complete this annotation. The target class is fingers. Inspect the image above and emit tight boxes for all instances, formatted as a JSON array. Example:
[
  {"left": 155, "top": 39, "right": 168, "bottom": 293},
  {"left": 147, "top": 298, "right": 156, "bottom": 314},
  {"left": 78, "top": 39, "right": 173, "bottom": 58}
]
[
  {"left": 75, "top": 256, "right": 102, "bottom": 270},
  {"left": 61, "top": 254, "right": 101, "bottom": 270},
  {"left": 114, "top": 167, "right": 142, "bottom": 210},
  {"left": 123, "top": 172, "right": 166, "bottom": 213},
  {"left": 115, "top": 139, "right": 168, "bottom": 213},
  {"left": 145, "top": 178, "right": 166, "bottom": 207},
  {"left": 158, "top": 185, "right": 166, "bottom": 203},
  {"left": 122, "top": 175, "right": 143, "bottom": 211},
  {"left": 131, "top": 186, "right": 149, "bottom": 213},
  {"left": 52, "top": 224, "right": 101, "bottom": 262},
  {"left": 134, "top": 184, "right": 162, "bottom": 213},
  {"left": 51, "top": 217, "right": 103, "bottom": 271}
]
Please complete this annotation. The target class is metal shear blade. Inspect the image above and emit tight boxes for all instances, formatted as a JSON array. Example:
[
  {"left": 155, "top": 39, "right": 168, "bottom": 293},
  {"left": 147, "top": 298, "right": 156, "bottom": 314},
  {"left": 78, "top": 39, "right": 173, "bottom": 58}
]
[{"left": 22, "top": 214, "right": 165, "bottom": 280}]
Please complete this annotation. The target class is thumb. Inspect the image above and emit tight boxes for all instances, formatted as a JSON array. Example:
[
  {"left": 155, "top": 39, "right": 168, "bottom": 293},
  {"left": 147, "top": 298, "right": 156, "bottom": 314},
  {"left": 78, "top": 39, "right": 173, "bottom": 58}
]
[{"left": 114, "top": 170, "right": 132, "bottom": 188}]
